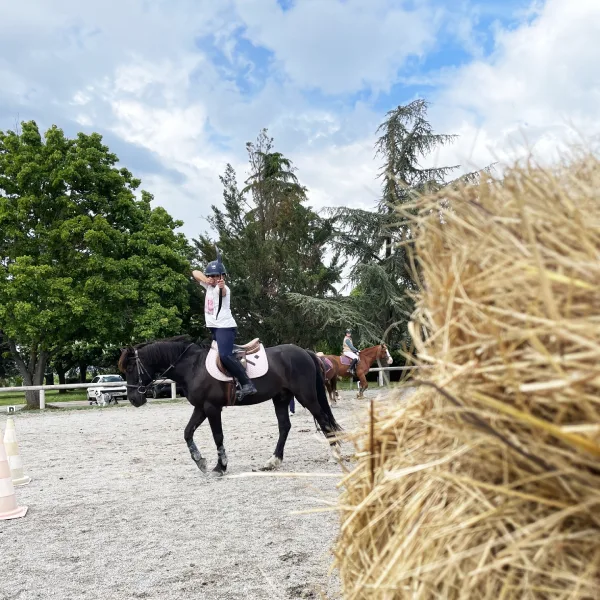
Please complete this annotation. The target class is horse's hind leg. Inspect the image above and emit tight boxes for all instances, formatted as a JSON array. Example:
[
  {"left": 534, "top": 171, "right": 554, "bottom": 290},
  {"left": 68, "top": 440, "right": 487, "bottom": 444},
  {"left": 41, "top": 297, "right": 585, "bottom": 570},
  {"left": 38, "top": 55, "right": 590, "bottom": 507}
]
[
  {"left": 294, "top": 386, "right": 338, "bottom": 446},
  {"left": 261, "top": 392, "right": 293, "bottom": 471},
  {"left": 357, "top": 373, "right": 368, "bottom": 398},
  {"left": 205, "top": 403, "right": 228, "bottom": 476},
  {"left": 185, "top": 406, "right": 207, "bottom": 473},
  {"left": 326, "top": 379, "right": 336, "bottom": 405},
  {"left": 332, "top": 376, "right": 341, "bottom": 403}
]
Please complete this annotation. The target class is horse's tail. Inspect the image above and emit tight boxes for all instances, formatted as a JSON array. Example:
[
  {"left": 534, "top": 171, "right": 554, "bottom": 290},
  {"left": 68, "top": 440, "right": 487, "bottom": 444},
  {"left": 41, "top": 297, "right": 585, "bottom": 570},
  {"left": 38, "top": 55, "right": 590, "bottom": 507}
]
[{"left": 306, "top": 349, "right": 342, "bottom": 433}]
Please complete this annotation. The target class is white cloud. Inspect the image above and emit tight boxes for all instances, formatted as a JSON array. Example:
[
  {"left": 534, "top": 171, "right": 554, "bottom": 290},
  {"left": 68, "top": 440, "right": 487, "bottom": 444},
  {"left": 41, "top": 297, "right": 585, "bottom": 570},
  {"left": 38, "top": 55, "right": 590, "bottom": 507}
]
[
  {"left": 0, "top": 0, "right": 232, "bottom": 110},
  {"left": 429, "top": 0, "right": 600, "bottom": 172},
  {"left": 296, "top": 141, "right": 380, "bottom": 211},
  {"left": 234, "top": 0, "right": 441, "bottom": 94}
]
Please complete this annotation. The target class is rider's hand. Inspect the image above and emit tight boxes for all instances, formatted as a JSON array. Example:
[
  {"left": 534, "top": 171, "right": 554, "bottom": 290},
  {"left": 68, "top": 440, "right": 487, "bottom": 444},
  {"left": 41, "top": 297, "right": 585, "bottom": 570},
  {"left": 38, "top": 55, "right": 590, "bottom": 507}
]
[{"left": 217, "top": 279, "right": 225, "bottom": 289}]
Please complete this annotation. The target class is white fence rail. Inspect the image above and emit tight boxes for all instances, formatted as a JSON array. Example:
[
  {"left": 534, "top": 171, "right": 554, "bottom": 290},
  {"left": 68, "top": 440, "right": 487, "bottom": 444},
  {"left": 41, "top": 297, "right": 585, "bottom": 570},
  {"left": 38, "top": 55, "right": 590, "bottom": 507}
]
[
  {"left": 369, "top": 365, "right": 433, "bottom": 386},
  {"left": 0, "top": 380, "right": 177, "bottom": 410}
]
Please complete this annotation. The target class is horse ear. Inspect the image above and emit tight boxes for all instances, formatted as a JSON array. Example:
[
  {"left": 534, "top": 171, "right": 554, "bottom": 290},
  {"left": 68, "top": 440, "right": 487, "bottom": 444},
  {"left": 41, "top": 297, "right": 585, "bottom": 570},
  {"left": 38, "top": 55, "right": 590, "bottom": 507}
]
[{"left": 118, "top": 347, "right": 134, "bottom": 373}]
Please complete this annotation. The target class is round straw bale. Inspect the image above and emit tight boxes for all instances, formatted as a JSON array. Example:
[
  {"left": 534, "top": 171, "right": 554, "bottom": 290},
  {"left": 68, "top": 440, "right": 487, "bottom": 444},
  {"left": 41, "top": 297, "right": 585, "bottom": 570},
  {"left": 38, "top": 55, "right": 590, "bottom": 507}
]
[{"left": 333, "top": 154, "right": 600, "bottom": 599}]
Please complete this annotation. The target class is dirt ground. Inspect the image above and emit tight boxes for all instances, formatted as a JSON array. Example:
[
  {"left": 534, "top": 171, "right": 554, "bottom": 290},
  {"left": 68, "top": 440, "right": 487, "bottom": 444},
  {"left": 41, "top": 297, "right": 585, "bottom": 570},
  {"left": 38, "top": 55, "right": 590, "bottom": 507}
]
[{"left": 0, "top": 388, "right": 390, "bottom": 600}]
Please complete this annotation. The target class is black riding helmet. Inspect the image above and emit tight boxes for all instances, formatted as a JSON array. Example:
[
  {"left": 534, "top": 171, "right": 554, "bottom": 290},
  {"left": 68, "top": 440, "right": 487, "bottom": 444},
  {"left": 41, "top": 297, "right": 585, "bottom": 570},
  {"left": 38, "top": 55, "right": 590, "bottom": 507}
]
[{"left": 204, "top": 247, "right": 227, "bottom": 276}]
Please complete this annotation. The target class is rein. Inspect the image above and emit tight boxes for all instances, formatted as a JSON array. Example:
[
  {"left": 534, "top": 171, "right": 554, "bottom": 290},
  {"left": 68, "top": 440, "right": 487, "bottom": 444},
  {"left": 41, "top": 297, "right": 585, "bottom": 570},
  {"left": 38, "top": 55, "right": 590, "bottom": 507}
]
[
  {"left": 217, "top": 286, "right": 223, "bottom": 319},
  {"left": 127, "top": 343, "right": 194, "bottom": 395}
]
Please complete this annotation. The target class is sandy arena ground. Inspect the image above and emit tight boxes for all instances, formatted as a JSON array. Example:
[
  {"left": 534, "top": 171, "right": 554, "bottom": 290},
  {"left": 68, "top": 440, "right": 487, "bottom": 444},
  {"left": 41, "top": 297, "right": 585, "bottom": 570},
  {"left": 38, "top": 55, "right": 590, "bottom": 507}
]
[{"left": 0, "top": 389, "right": 388, "bottom": 600}]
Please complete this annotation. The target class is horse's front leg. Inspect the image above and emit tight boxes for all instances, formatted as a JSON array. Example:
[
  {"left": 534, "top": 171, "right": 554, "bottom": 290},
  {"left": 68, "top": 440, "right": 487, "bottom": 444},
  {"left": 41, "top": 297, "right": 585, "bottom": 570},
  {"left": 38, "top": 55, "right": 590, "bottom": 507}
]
[
  {"left": 185, "top": 406, "right": 207, "bottom": 472},
  {"left": 205, "top": 404, "right": 228, "bottom": 476}
]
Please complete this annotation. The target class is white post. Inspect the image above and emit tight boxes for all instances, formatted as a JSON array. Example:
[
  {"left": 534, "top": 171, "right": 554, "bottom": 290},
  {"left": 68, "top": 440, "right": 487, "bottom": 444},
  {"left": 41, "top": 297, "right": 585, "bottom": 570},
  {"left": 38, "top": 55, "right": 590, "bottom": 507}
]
[
  {"left": 378, "top": 370, "right": 384, "bottom": 387},
  {"left": 40, "top": 389, "right": 46, "bottom": 410},
  {"left": 171, "top": 382, "right": 176, "bottom": 399},
  {"left": 377, "top": 359, "right": 390, "bottom": 386}
]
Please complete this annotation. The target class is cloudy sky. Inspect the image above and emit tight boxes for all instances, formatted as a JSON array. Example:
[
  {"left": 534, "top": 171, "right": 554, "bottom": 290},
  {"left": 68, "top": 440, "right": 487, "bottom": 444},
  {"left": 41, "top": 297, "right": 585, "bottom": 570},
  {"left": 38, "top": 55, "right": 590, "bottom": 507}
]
[{"left": 1, "top": 0, "right": 599, "bottom": 240}]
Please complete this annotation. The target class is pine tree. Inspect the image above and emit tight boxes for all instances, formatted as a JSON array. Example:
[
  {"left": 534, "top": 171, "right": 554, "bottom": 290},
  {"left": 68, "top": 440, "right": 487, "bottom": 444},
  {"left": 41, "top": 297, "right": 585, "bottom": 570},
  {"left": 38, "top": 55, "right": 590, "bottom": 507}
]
[{"left": 288, "top": 100, "right": 487, "bottom": 356}]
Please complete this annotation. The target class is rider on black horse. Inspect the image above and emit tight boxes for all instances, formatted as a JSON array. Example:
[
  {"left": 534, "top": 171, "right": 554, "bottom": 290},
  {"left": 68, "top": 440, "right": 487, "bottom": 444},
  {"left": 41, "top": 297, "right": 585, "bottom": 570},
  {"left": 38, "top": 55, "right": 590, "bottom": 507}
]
[{"left": 192, "top": 250, "right": 257, "bottom": 402}]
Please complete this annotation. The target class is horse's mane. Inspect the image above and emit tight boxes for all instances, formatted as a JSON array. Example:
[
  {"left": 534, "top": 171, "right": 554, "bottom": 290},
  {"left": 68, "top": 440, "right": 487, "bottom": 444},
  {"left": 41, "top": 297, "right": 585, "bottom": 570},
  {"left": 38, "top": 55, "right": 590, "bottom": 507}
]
[{"left": 118, "top": 335, "right": 211, "bottom": 373}]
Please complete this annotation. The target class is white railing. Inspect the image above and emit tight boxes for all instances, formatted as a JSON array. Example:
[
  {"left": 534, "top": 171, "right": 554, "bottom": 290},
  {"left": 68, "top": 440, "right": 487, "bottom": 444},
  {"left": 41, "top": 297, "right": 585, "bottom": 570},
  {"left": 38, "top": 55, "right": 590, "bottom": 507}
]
[
  {"left": 0, "top": 380, "right": 177, "bottom": 410},
  {"left": 368, "top": 365, "right": 430, "bottom": 386}
]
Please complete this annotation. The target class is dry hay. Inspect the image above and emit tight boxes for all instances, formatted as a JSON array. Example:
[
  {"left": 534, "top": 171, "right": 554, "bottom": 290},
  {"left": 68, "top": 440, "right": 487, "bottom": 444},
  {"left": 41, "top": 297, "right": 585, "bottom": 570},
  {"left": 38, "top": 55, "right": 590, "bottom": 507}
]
[{"left": 332, "top": 153, "right": 600, "bottom": 599}]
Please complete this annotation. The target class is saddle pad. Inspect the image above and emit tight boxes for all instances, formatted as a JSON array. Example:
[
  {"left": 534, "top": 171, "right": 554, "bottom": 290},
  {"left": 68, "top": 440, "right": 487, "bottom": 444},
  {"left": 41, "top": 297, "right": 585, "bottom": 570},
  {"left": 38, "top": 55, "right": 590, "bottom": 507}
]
[
  {"left": 340, "top": 355, "right": 353, "bottom": 365},
  {"left": 206, "top": 341, "right": 269, "bottom": 382},
  {"left": 318, "top": 356, "right": 334, "bottom": 374}
]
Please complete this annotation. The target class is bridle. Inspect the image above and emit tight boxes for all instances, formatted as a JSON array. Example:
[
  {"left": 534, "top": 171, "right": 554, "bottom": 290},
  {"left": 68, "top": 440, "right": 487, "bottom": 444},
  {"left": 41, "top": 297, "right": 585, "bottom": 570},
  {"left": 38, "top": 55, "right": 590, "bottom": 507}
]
[
  {"left": 379, "top": 344, "right": 393, "bottom": 364},
  {"left": 127, "top": 343, "right": 194, "bottom": 396}
]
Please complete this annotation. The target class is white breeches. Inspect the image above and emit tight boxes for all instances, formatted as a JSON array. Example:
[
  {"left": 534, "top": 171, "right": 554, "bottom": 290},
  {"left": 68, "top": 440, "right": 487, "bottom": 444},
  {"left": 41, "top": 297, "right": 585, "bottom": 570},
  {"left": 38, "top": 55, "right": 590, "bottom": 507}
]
[{"left": 343, "top": 351, "right": 359, "bottom": 360}]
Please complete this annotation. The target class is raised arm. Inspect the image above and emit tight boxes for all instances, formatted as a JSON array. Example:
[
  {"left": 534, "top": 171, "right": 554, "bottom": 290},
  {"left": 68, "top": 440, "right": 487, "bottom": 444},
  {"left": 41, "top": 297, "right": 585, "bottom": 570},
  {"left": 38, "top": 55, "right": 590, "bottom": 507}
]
[{"left": 191, "top": 270, "right": 210, "bottom": 284}]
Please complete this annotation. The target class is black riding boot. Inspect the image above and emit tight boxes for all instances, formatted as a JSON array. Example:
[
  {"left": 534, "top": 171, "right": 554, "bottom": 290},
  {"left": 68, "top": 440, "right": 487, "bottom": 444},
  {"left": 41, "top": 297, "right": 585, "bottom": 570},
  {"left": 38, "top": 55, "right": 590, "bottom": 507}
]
[
  {"left": 349, "top": 358, "right": 358, "bottom": 376},
  {"left": 220, "top": 355, "right": 257, "bottom": 401}
]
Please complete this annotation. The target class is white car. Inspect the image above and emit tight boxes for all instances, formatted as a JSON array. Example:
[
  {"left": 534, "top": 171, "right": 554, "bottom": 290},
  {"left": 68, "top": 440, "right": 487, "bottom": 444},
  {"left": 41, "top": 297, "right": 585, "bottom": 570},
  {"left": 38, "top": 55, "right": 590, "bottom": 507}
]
[{"left": 87, "top": 374, "right": 127, "bottom": 406}]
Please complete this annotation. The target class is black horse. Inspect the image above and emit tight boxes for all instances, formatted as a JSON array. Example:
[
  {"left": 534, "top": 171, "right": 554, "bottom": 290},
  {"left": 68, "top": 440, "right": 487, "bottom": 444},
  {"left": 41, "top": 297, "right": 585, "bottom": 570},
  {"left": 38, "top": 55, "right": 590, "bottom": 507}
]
[{"left": 118, "top": 336, "right": 342, "bottom": 475}]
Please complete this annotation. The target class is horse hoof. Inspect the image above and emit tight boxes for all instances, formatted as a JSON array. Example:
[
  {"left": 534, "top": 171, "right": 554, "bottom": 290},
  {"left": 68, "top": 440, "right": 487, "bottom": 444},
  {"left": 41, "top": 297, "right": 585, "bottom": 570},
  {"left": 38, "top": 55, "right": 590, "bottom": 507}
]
[
  {"left": 196, "top": 458, "right": 208, "bottom": 473},
  {"left": 209, "top": 468, "right": 225, "bottom": 478},
  {"left": 260, "top": 456, "right": 282, "bottom": 471}
]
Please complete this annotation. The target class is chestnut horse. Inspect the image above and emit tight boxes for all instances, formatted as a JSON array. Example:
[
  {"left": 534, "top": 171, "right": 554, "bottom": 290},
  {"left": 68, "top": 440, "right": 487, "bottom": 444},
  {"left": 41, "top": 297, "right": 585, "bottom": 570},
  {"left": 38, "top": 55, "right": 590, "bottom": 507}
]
[{"left": 319, "top": 343, "right": 393, "bottom": 400}]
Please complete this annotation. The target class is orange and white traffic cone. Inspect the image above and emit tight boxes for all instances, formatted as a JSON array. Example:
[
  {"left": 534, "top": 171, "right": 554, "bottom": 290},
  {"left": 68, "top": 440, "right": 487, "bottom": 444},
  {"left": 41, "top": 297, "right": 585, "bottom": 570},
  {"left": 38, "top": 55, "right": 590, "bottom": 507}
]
[
  {"left": 0, "top": 424, "right": 28, "bottom": 520},
  {"left": 3, "top": 417, "right": 31, "bottom": 486}
]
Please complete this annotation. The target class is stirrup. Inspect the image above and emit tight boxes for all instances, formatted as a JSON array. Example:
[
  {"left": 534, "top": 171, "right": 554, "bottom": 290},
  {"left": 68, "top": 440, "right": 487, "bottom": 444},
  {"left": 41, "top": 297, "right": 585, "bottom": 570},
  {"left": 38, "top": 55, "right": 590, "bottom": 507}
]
[{"left": 235, "top": 381, "right": 257, "bottom": 402}]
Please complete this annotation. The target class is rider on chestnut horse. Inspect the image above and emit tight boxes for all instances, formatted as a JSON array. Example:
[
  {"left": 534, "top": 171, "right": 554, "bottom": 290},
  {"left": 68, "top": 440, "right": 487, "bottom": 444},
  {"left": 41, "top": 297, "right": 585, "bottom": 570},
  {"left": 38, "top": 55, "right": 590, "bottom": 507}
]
[
  {"left": 319, "top": 332, "right": 394, "bottom": 401},
  {"left": 343, "top": 329, "right": 360, "bottom": 375}
]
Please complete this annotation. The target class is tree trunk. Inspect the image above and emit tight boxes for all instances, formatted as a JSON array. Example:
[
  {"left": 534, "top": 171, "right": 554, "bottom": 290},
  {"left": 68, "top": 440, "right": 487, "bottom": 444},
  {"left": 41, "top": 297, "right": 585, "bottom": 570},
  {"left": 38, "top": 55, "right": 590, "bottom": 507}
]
[
  {"left": 45, "top": 370, "right": 53, "bottom": 385},
  {"left": 56, "top": 363, "right": 68, "bottom": 394},
  {"left": 8, "top": 340, "right": 48, "bottom": 409},
  {"left": 79, "top": 363, "right": 88, "bottom": 383}
]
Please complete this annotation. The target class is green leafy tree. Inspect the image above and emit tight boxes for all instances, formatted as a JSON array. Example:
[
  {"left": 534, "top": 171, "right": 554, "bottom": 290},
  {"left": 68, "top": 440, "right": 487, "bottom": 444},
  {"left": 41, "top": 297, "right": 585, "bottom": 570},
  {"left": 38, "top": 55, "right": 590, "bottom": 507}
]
[
  {"left": 0, "top": 121, "right": 192, "bottom": 407},
  {"left": 0, "top": 331, "right": 17, "bottom": 384},
  {"left": 193, "top": 130, "right": 340, "bottom": 347}
]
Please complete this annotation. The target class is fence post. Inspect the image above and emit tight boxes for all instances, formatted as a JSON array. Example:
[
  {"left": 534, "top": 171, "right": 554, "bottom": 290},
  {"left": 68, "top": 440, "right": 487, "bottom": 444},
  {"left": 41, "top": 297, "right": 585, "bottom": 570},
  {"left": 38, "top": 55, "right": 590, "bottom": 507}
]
[
  {"left": 40, "top": 389, "right": 46, "bottom": 410},
  {"left": 376, "top": 359, "right": 390, "bottom": 386},
  {"left": 171, "top": 382, "right": 176, "bottom": 399}
]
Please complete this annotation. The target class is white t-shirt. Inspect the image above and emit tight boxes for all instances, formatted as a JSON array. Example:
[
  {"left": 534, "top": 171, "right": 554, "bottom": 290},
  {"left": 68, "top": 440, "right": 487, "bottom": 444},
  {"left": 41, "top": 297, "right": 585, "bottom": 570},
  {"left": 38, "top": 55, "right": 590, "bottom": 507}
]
[{"left": 199, "top": 282, "right": 238, "bottom": 329}]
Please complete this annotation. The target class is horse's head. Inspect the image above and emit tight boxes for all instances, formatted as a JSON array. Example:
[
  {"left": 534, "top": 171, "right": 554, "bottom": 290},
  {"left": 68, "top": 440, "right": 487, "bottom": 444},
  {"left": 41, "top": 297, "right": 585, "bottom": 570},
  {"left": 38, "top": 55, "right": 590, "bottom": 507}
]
[
  {"left": 118, "top": 345, "right": 151, "bottom": 407},
  {"left": 378, "top": 343, "right": 393, "bottom": 365}
]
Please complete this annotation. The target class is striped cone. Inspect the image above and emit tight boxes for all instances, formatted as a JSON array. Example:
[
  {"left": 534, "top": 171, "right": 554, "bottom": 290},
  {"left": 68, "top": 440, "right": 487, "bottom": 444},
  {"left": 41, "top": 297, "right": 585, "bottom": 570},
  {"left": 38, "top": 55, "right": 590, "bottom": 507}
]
[
  {"left": 3, "top": 417, "right": 31, "bottom": 486},
  {"left": 0, "top": 425, "right": 28, "bottom": 520}
]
